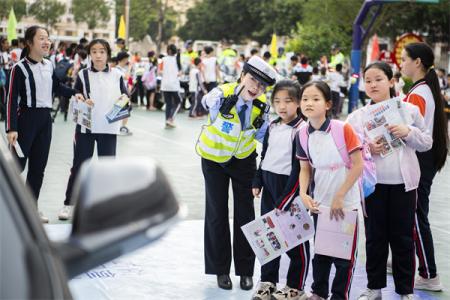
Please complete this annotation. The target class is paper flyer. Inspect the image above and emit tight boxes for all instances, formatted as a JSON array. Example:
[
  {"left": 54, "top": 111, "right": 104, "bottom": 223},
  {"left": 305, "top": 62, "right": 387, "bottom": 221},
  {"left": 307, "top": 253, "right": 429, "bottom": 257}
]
[
  {"left": 106, "top": 94, "right": 130, "bottom": 123},
  {"left": 363, "top": 97, "right": 412, "bottom": 157},
  {"left": 241, "top": 197, "right": 314, "bottom": 265},
  {"left": 70, "top": 99, "right": 92, "bottom": 130},
  {"left": 314, "top": 206, "right": 358, "bottom": 260}
]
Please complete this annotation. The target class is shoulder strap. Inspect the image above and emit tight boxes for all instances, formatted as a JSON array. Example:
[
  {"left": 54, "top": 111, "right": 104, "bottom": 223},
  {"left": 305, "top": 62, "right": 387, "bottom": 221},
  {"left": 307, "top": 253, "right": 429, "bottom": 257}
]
[
  {"left": 298, "top": 123, "right": 310, "bottom": 161},
  {"left": 329, "top": 119, "right": 351, "bottom": 167},
  {"left": 82, "top": 68, "right": 90, "bottom": 98}
]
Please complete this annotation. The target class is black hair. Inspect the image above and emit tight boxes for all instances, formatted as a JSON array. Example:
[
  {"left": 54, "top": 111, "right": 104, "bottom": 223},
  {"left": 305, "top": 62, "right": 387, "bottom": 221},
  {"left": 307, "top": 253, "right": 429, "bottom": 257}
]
[
  {"left": 11, "top": 39, "right": 19, "bottom": 47},
  {"left": 250, "top": 48, "right": 258, "bottom": 56},
  {"left": 77, "top": 48, "right": 88, "bottom": 60},
  {"left": 335, "top": 63, "right": 343, "bottom": 72},
  {"left": 79, "top": 37, "right": 88, "bottom": 45},
  {"left": 404, "top": 42, "right": 448, "bottom": 170},
  {"left": 147, "top": 50, "right": 155, "bottom": 57},
  {"left": 301, "top": 81, "right": 332, "bottom": 103},
  {"left": 290, "top": 55, "right": 298, "bottom": 62},
  {"left": 20, "top": 26, "right": 50, "bottom": 59},
  {"left": 87, "top": 39, "right": 112, "bottom": 59},
  {"left": 300, "top": 57, "right": 308, "bottom": 65},
  {"left": 204, "top": 46, "right": 214, "bottom": 55},
  {"left": 320, "top": 67, "right": 327, "bottom": 76},
  {"left": 65, "top": 46, "right": 74, "bottom": 58},
  {"left": 194, "top": 57, "right": 201, "bottom": 66},
  {"left": 271, "top": 79, "right": 303, "bottom": 117},
  {"left": 263, "top": 51, "right": 271, "bottom": 59},
  {"left": 394, "top": 71, "right": 402, "bottom": 79},
  {"left": 312, "top": 66, "right": 319, "bottom": 75},
  {"left": 167, "top": 44, "right": 177, "bottom": 55},
  {"left": 363, "top": 61, "right": 396, "bottom": 98}
]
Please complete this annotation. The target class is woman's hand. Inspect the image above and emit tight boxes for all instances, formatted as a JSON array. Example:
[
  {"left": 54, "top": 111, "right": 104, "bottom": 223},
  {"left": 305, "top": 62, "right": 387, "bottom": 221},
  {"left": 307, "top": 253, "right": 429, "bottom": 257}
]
[
  {"left": 85, "top": 99, "right": 94, "bottom": 106},
  {"left": 6, "top": 131, "right": 18, "bottom": 145},
  {"left": 369, "top": 138, "right": 385, "bottom": 155},
  {"left": 252, "top": 188, "right": 261, "bottom": 198},
  {"left": 75, "top": 93, "right": 85, "bottom": 102}
]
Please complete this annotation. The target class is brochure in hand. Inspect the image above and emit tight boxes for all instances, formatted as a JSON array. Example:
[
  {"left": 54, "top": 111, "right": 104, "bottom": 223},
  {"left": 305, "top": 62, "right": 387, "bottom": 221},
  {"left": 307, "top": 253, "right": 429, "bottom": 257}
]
[
  {"left": 241, "top": 197, "right": 314, "bottom": 265},
  {"left": 70, "top": 98, "right": 92, "bottom": 130},
  {"left": 363, "top": 97, "right": 412, "bottom": 157},
  {"left": 106, "top": 94, "right": 130, "bottom": 123}
]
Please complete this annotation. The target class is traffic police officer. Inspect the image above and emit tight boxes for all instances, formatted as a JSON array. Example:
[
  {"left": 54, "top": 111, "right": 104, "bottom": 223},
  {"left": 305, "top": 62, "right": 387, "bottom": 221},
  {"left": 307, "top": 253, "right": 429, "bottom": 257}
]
[{"left": 196, "top": 56, "right": 277, "bottom": 291}]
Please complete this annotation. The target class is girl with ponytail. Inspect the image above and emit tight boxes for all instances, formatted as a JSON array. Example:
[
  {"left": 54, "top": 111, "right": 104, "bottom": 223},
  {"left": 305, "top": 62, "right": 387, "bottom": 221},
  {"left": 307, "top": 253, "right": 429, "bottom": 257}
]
[{"left": 401, "top": 42, "right": 448, "bottom": 291}]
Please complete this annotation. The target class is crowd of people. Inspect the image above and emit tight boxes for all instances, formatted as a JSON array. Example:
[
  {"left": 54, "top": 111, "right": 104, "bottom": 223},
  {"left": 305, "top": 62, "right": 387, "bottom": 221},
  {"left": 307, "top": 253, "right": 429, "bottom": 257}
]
[{"left": 1, "top": 26, "right": 450, "bottom": 300}]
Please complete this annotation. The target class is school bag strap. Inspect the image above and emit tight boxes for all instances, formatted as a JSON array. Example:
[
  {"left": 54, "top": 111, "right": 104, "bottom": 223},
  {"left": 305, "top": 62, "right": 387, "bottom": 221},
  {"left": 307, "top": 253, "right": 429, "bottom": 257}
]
[
  {"left": 329, "top": 119, "right": 351, "bottom": 168},
  {"left": 298, "top": 123, "right": 310, "bottom": 162}
]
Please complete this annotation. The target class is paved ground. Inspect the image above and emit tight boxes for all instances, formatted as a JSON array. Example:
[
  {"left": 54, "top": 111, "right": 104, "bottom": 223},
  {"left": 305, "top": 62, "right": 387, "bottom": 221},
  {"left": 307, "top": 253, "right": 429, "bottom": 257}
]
[{"left": 2, "top": 106, "right": 449, "bottom": 299}]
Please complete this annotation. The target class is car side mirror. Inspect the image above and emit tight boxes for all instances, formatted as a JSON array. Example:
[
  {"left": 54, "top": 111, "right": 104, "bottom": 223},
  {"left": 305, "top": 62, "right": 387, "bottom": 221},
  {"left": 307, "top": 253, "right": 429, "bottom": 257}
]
[{"left": 56, "top": 157, "right": 180, "bottom": 278}]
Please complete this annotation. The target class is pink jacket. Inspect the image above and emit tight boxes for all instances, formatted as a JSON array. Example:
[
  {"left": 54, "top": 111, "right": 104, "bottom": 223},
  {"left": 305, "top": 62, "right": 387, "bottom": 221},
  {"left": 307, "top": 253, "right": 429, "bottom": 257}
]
[{"left": 347, "top": 101, "right": 432, "bottom": 192}]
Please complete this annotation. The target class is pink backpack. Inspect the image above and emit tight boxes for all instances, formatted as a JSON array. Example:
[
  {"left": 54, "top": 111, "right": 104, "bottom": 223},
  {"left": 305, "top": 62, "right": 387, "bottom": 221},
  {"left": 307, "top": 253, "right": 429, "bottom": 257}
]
[
  {"left": 142, "top": 66, "right": 156, "bottom": 90},
  {"left": 298, "top": 119, "right": 376, "bottom": 199}
]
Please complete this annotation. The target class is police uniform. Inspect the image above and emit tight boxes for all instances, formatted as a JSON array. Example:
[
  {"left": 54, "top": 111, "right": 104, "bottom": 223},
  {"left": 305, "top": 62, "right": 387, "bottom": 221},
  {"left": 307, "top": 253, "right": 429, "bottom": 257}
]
[{"left": 196, "top": 56, "right": 277, "bottom": 289}]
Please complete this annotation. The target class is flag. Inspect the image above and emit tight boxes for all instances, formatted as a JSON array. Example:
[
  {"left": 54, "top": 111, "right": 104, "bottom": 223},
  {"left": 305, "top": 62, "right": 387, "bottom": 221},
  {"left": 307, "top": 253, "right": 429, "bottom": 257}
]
[
  {"left": 370, "top": 34, "right": 380, "bottom": 62},
  {"left": 7, "top": 8, "right": 17, "bottom": 43},
  {"left": 118, "top": 15, "right": 126, "bottom": 39},
  {"left": 270, "top": 33, "right": 277, "bottom": 59}
]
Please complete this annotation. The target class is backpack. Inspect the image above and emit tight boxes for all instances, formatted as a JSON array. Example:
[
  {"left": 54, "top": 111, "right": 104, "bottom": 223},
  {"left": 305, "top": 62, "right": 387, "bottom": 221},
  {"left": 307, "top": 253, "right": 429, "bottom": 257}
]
[
  {"left": 54, "top": 58, "right": 73, "bottom": 82},
  {"left": 142, "top": 66, "right": 156, "bottom": 90},
  {"left": 298, "top": 119, "right": 376, "bottom": 199}
]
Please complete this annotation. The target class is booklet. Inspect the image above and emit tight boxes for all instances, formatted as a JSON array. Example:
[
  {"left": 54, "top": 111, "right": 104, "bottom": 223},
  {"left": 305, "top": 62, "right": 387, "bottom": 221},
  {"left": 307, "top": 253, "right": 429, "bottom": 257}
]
[
  {"left": 241, "top": 196, "right": 314, "bottom": 265},
  {"left": 314, "top": 206, "right": 358, "bottom": 260},
  {"left": 70, "top": 99, "right": 92, "bottom": 130},
  {"left": 106, "top": 94, "right": 130, "bottom": 123},
  {"left": 9, "top": 141, "right": 24, "bottom": 158},
  {"left": 363, "top": 97, "right": 412, "bottom": 157}
]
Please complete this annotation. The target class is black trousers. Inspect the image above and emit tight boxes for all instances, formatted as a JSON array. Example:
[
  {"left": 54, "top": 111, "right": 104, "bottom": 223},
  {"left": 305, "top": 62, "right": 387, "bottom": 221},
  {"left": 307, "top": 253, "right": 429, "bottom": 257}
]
[
  {"left": 131, "top": 75, "right": 144, "bottom": 104},
  {"left": 64, "top": 128, "right": 117, "bottom": 205},
  {"left": 205, "top": 81, "right": 218, "bottom": 92},
  {"left": 260, "top": 170, "right": 310, "bottom": 290},
  {"left": 202, "top": 155, "right": 256, "bottom": 276},
  {"left": 162, "top": 91, "right": 181, "bottom": 121},
  {"left": 188, "top": 91, "right": 206, "bottom": 117},
  {"left": 311, "top": 213, "right": 359, "bottom": 300},
  {"left": 415, "top": 150, "right": 438, "bottom": 279},
  {"left": 364, "top": 183, "right": 416, "bottom": 295},
  {"left": 16, "top": 108, "right": 52, "bottom": 201}
]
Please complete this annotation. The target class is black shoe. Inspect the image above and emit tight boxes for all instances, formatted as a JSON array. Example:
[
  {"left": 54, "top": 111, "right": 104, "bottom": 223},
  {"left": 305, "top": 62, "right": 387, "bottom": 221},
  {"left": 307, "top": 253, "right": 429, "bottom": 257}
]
[
  {"left": 240, "top": 276, "right": 253, "bottom": 290},
  {"left": 217, "top": 274, "right": 232, "bottom": 290}
]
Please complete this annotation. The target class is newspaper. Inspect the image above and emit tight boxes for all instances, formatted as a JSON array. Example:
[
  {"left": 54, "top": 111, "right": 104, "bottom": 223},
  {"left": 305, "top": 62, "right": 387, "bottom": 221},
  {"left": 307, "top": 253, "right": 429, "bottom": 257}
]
[
  {"left": 106, "top": 94, "right": 130, "bottom": 123},
  {"left": 70, "top": 99, "right": 92, "bottom": 130},
  {"left": 314, "top": 206, "right": 358, "bottom": 260},
  {"left": 363, "top": 97, "right": 412, "bottom": 157},
  {"left": 241, "top": 197, "right": 314, "bottom": 265}
]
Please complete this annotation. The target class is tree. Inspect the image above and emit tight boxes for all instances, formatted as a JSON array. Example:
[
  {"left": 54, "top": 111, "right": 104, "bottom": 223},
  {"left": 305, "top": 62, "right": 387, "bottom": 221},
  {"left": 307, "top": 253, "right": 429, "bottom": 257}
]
[
  {"left": 0, "top": 0, "right": 27, "bottom": 21},
  {"left": 178, "top": 0, "right": 303, "bottom": 44},
  {"left": 28, "top": 0, "right": 66, "bottom": 28},
  {"left": 72, "top": 0, "right": 111, "bottom": 30}
]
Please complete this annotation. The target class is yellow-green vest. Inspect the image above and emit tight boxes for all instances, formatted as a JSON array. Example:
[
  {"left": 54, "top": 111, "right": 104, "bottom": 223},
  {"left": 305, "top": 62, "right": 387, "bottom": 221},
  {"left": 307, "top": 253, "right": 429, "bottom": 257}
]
[{"left": 196, "top": 83, "right": 267, "bottom": 163}]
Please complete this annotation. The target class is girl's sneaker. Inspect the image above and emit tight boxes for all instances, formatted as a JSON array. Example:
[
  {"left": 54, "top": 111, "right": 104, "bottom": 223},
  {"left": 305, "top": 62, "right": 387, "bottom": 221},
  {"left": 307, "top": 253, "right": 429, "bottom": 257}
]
[
  {"left": 414, "top": 275, "right": 443, "bottom": 291},
  {"left": 400, "top": 294, "right": 414, "bottom": 300},
  {"left": 307, "top": 294, "right": 325, "bottom": 300},
  {"left": 252, "top": 281, "right": 276, "bottom": 300},
  {"left": 358, "top": 288, "right": 382, "bottom": 300},
  {"left": 271, "top": 286, "right": 306, "bottom": 300}
]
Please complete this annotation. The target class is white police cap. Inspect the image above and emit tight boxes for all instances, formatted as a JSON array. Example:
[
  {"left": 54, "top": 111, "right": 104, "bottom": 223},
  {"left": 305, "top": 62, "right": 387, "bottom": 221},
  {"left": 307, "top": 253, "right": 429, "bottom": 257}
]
[{"left": 244, "top": 56, "right": 277, "bottom": 86}]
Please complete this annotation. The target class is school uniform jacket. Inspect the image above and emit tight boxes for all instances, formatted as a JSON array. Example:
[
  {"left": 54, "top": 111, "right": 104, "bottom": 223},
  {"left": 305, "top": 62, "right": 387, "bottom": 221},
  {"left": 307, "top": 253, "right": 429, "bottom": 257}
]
[
  {"left": 252, "top": 116, "right": 303, "bottom": 210},
  {"left": 6, "top": 57, "right": 77, "bottom": 132}
]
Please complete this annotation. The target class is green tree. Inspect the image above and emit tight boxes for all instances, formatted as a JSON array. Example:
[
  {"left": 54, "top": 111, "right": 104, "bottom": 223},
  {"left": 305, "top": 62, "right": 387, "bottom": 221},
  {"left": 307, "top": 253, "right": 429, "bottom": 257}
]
[
  {"left": 72, "top": 0, "right": 111, "bottom": 30},
  {"left": 178, "top": 0, "right": 303, "bottom": 44},
  {"left": 28, "top": 0, "right": 66, "bottom": 28},
  {"left": 0, "top": 0, "right": 27, "bottom": 21}
]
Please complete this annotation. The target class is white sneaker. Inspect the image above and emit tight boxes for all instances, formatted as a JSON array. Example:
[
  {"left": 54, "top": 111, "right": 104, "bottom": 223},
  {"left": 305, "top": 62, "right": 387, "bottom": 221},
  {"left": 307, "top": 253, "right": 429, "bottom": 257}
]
[
  {"left": 58, "top": 205, "right": 73, "bottom": 221},
  {"left": 358, "top": 288, "right": 382, "bottom": 300},
  {"left": 271, "top": 286, "right": 306, "bottom": 300},
  {"left": 400, "top": 294, "right": 414, "bottom": 300},
  {"left": 252, "top": 281, "right": 276, "bottom": 300},
  {"left": 414, "top": 275, "right": 443, "bottom": 292},
  {"left": 39, "top": 211, "right": 49, "bottom": 223}
]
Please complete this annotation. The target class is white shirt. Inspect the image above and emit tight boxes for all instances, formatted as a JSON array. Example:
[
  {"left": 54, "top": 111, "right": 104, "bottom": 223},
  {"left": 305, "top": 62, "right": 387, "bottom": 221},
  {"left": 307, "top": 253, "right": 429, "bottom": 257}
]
[
  {"left": 327, "top": 71, "right": 346, "bottom": 92},
  {"left": 189, "top": 67, "right": 202, "bottom": 93},
  {"left": 261, "top": 122, "right": 294, "bottom": 175},
  {"left": 160, "top": 56, "right": 180, "bottom": 92},
  {"left": 203, "top": 56, "right": 218, "bottom": 83}
]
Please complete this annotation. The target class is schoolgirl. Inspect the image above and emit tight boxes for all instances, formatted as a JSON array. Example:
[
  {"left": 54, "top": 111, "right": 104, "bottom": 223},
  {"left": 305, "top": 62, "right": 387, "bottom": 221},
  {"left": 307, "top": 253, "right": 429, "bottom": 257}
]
[
  {"left": 251, "top": 80, "right": 309, "bottom": 300},
  {"left": 5, "top": 26, "right": 83, "bottom": 223},
  {"left": 400, "top": 43, "right": 448, "bottom": 291},
  {"left": 297, "top": 81, "right": 363, "bottom": 300},
  {"left": 346, "top": 62, "right": 432, "bottom": 300},
  {"left": 58, "top": 39, "right": 128, "bottom": 221},
  {"left": 188, "top": 57, "right": 207, "bottom": 118}
]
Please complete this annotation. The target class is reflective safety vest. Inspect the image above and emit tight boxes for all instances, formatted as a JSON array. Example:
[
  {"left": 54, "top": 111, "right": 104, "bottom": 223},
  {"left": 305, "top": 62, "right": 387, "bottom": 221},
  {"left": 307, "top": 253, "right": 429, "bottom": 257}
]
[{"left": 196, "top": 82, "right": 267, "bottom": 163}]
